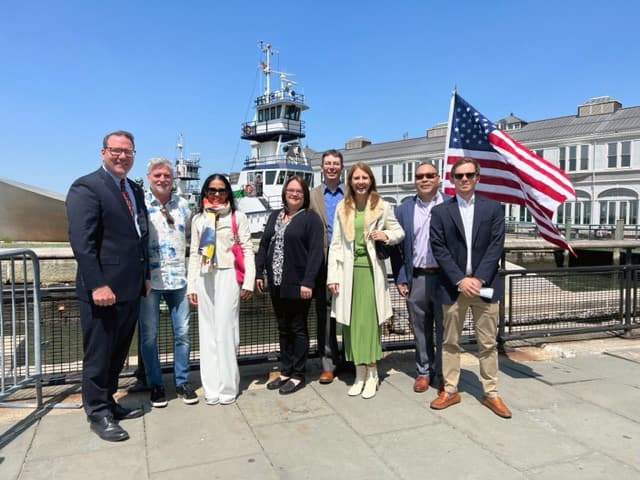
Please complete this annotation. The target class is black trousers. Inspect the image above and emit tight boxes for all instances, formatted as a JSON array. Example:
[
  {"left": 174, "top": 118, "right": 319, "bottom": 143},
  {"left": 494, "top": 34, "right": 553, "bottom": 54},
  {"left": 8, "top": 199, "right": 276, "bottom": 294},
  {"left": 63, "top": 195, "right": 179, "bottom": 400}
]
[
  {"left": 270, "top": 289, "right": 311, "bottom": 380},
  {"left": 79, "top": 299, "right": 139, "bottom": 419},
  {"left": 314, "top": 283, "right": 340, "bottom": 372}
]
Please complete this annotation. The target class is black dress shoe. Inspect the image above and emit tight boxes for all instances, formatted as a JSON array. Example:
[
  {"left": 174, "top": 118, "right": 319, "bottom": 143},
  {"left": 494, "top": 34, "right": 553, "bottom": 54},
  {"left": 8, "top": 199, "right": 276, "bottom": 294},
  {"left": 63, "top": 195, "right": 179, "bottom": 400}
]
[
  {"left": 90, "top": 416, "right": 129, "bottom": 442},
  {"left": 279, "top": 379, "right": 305, "bottom": 395},
  {"left": 266, "top": 376, "right": 289, "bottom": 390},
  {"left": 112, "top": 403, "right": 144, "bottom": 420}
]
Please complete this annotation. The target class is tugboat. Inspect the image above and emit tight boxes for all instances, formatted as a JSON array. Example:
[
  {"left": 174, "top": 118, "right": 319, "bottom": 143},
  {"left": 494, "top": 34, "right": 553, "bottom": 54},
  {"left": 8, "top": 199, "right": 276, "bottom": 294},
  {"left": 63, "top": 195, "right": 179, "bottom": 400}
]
[{"left": 232, "top": 41, "right": 314, "bottom": 235}]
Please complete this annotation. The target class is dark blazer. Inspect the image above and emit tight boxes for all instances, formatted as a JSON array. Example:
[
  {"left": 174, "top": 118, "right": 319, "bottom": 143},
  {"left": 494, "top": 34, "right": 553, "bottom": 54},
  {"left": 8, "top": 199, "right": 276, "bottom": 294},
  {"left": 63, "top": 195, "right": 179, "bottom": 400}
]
[
  {"left": 391, "top": 192, "right": 450, "bottom": 288},
  {"left": 430, "top": 194, "right": 504, "bottom": 304},
  {"left": 255, "top": 208, "right": 324, "bottom": 299},
  {"left": 66, "top": 167, "right": 149, "bottom": 302}
]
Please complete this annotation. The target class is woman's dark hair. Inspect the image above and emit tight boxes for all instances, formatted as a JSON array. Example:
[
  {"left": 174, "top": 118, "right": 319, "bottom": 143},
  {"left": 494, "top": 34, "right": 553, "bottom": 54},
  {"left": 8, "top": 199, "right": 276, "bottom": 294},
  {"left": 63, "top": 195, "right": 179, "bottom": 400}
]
[
  {"left": 281, "top": 175, "right": 310, "bottom": 211},
  {"left": 197, "top": 173, "right": 236, "bottom": 213}
]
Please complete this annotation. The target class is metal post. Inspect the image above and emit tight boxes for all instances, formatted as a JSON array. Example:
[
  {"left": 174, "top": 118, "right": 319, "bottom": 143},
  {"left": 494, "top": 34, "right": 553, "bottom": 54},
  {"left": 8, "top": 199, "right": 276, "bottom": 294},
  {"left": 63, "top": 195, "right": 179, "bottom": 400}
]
[{"left": 623, "top": 247, "right": 633, "bottom": 337}]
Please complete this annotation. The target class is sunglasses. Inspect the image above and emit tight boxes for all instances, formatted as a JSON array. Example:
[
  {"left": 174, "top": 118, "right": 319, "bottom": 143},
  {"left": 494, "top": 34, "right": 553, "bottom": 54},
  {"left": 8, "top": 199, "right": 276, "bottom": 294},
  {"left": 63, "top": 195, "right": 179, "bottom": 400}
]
[
  {"left": 159, "top": 206, "right": 175, "bottom": 226},
  {"left": 415, "top": 172, "right": 438, "bottom": 180},
  {"left": 207, "top": 187, "right": 227, "bottom": 195},
  {"left": 452, "top": 172, "right": 478, "bottom": 180}
]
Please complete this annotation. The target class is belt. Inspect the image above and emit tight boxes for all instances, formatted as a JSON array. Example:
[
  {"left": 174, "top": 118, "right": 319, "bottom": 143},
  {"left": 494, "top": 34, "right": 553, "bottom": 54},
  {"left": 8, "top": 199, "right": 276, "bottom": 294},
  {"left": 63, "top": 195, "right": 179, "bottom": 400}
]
[{"left": 413, "top": 267, "right": 440, "bottom": 275}]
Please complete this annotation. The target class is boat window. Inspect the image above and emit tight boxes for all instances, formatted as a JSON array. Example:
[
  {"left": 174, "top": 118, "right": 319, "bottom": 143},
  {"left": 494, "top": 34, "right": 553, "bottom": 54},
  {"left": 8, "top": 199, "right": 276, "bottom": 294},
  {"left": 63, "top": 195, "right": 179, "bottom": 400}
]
[
  {"left": 276, "top": 171, "right": 286, "bottom": 185},
  {"left": 266, "top": 171, "right": 276, "bottom": 185},
  {"left": 284, "top": 105, "right": 296, "bottom": 120},
  {"left": 258, "top": 109, "right": 265, "bottom": 122},
  {"left": 277, "top": 105, "right": 282, "bottom": 118},
  {"left": 270, "top": 107, "right": 276, "bottom": 120},
  {"left": 304, "top": 172, "right": 313, "bottom": 187}
]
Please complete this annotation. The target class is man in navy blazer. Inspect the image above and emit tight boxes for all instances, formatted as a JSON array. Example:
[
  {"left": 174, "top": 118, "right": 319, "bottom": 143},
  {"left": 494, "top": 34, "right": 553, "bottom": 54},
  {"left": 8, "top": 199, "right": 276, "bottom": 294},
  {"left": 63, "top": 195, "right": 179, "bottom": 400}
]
[
  {"left": 428, "top": 157, "right": 511, "bottom": 418},
  {"left": 66, "top": 130, "right": 150, "bottom": 441},
  {"left": 391, "top": 161, "right": 449, "bottom": 394}
]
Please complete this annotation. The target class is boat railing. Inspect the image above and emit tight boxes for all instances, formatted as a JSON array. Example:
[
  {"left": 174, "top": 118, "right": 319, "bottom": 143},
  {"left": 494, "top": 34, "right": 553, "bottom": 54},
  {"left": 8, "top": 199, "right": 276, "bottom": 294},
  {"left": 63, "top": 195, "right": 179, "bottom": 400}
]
[
  {"left": 255, "top": 91, "right": 305, "bottom": 106},
  {"left": 243, "top": 154, "right": 310, "bottom": 168},
  {"left": 241, "top": 119, "right": 306, "bottom": 138}
]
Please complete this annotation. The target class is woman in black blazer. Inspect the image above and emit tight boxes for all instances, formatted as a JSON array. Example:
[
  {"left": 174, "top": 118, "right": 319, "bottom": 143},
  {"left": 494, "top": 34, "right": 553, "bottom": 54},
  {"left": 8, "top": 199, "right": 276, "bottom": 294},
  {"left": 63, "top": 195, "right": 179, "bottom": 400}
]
[{"left": 255, "top": 176, "right": 324, "bottom": 394}]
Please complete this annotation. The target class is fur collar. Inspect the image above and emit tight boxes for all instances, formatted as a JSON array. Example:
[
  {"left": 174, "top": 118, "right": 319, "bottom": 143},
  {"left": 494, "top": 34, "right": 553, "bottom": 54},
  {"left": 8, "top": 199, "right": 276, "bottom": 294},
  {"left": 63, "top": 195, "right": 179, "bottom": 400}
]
[{"left": 336, "top": 197, "right": 385, "bottom": 242}]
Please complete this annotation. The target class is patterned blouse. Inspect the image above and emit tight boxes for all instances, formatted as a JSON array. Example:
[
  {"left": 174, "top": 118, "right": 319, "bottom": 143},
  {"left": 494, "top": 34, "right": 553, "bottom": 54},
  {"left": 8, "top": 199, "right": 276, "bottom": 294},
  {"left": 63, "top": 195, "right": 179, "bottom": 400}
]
[{"left": 271, "top": 209, "right": 304, "bottom": 286}]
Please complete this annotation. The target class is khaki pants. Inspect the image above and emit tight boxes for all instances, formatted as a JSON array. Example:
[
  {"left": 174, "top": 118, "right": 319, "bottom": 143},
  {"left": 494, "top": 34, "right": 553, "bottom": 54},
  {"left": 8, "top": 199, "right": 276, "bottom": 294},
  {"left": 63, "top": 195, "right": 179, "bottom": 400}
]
[{"left": 442, "top": 296, "right": 499, "bottom": 397}]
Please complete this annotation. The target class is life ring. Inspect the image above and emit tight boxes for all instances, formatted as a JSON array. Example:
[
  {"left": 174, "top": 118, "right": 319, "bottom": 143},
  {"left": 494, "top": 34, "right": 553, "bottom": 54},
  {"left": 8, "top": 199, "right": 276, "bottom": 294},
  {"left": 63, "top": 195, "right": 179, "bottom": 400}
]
[
  {"left": 244, "top": 183, "right": 254, "bottom": 195},
  {"left": 242, "top": 124, "right": 252, "bottom": 135}
]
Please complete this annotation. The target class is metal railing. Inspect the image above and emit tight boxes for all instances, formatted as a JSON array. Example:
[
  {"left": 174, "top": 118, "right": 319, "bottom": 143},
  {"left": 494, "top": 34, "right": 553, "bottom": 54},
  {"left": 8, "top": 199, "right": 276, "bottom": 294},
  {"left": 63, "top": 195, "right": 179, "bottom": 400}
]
[
  {"left": 0, "top": 249, "right": 42, "bottom": 408},
  {"left": 2, "top": 246, "right": 640, "bottom": 388}
]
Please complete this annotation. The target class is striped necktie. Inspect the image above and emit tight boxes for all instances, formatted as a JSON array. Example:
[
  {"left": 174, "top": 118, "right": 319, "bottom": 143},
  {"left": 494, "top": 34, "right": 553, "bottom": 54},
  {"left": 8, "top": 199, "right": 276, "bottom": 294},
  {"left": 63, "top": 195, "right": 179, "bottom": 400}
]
[{"left": 120, "top": 178, "right": 134, "bottom": 217}]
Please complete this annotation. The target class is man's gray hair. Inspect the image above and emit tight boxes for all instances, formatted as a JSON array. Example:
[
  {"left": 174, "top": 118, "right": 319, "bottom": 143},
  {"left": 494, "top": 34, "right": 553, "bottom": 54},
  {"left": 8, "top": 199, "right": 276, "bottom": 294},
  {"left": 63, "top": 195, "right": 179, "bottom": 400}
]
[{"left": 147, "top": 157, "right": 174, "bottom": 175}]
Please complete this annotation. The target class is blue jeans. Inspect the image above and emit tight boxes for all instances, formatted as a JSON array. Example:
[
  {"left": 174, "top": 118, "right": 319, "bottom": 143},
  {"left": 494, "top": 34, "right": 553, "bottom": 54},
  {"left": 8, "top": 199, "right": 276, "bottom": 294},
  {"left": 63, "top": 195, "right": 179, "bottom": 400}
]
[{"left": 139, "top": 287, "right": 191, "bottom": 387}]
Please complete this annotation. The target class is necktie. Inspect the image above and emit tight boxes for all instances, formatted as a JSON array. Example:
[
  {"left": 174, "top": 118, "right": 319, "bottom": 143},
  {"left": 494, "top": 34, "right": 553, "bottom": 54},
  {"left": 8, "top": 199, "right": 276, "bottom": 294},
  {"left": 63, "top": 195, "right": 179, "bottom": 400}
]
[{"left": 120, "top": 178, "right": 134, "bottom": 217}]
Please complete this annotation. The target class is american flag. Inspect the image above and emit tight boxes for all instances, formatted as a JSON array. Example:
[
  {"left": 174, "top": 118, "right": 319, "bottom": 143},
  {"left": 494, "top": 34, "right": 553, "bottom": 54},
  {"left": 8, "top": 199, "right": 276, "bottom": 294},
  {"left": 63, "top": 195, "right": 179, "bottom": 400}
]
[{"left": 444, "top": 92, "right": 576, "bottom": 255}]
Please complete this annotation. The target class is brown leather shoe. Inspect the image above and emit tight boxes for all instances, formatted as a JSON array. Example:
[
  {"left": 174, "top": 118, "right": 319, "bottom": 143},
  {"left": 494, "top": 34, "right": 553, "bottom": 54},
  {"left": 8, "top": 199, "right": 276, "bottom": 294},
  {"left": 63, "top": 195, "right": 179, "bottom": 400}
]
[
  {"left": 481, "top": 395, "right": 512, "bottom": 418},
  {"left": 413, "top": 375, "right": 430, "bottom": 393},
  {"left": 319, "top": 370, "right": 334, "bottom": 384},
  {"left": 430, "top": 391, "right": 461, "bottom": 410}
]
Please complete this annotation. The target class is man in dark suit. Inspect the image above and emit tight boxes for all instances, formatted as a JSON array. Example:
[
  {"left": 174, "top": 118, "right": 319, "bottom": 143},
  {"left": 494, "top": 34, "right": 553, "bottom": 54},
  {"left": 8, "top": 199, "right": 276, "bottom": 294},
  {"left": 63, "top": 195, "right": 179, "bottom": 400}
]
[
  {"left": 429, "top": 157, "right": 511, "bottom": 418},
  {"left": 66, "top": 130, "right": 150, "bottom": 441},
  {"left": 391, "top": 161, "right": 448, "bottom": 394},
  {"left": 309, "top": 149, "right": 344, "bottom": 384}
]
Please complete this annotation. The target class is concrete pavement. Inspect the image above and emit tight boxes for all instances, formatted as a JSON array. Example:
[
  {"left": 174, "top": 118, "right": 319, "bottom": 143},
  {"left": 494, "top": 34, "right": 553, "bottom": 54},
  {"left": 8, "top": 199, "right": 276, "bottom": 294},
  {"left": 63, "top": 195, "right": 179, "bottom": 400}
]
[{"left": 1, "top": 338, "right": 639, "bottom": 479}]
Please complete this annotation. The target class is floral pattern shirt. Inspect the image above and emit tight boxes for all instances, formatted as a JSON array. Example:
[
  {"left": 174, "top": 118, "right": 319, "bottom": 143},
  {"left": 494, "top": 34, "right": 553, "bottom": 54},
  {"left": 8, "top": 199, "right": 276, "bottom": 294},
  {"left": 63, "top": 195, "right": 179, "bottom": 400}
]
[{"left": 145, "top": 191, "right": 192, "bottom": 290}]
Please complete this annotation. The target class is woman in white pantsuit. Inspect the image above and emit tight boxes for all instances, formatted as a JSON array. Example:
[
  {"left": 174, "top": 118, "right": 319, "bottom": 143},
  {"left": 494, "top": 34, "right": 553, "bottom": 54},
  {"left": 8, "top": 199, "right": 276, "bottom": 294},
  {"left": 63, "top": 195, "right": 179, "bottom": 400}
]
[{"left": 187, "top": 174, "right": 255, "bottom": 405}]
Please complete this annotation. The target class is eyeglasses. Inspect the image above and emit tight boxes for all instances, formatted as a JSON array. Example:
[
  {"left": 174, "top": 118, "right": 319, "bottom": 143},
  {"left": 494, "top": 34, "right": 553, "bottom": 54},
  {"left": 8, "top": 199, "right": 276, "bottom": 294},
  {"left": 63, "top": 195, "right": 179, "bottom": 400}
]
[
  {"left": 415, "top": 172, "right": 438, "bottom": 180},
  {"left": 160, "top": 206, "right": 175, "bottom": 226},
  {"left": 105, "top": 147, "right": 136, "bottom": 157},
  {"left": 207, "top": 187, "right": 227, "bottom": 195},
  {"left": 285, "top": 189, "right": 304, "bottom": 196},
  {"left": 452, "top": 172, "right": 478, "bottom": 180}
]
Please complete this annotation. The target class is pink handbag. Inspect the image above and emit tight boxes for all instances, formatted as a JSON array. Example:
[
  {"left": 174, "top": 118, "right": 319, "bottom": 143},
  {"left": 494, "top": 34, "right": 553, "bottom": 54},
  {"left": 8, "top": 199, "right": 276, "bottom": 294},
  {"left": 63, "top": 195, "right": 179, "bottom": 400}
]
[{"left": 231, "top": 212, "right": 245, "bottom": 284}]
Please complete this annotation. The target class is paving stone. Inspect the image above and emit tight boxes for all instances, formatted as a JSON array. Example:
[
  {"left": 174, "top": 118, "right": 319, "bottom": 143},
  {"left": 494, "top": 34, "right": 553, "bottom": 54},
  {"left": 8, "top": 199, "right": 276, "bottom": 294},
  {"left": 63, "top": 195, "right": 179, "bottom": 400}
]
[
  {"left": 433, "top": 396, "right": 590, "bottom": 471},
  {"left": 20, "top": 444, "right": 147, "bottom": 480},
  {"left": 367, "top": 423, "right": 527, "bottom": 479},
  {"left": 527, "top": 401, "right": 640, "bottom": 470},
  {"left": 145, "top": 399, "right": 261, "bottom": 473},
  {"left": 151, "top": 453, "right": 278, "bottom": 480},
  {"left": 525, "top": 452, "right": 639, "bottom": 479},
  {"left": 237, "top": 383, "right": 333, "bottom": 427},
  {"left": 253, "top": 414, "right": 395, "bottom": 479}
]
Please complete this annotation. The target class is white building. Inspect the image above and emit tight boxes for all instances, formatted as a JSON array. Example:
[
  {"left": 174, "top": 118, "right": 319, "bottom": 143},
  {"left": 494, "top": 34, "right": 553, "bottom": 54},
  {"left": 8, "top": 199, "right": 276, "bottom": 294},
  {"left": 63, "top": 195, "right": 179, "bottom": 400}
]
[{"left": 309, "top": 96, "right": 640, "bottom": 227}]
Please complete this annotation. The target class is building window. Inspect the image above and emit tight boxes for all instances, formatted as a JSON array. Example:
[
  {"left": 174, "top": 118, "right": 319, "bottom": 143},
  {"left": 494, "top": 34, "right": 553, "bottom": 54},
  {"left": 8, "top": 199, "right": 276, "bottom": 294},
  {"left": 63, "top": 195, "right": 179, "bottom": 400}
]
[
  {"left": 519, "top": 206, "right": 532, "bottom": 222},
  {"left": 607, "top": 141, "right": 632, "bottom": 168},
  {"left": 535, "top": 149, "right": 544, "bottom": 158},
  {"left": 580, "top": 145, "right": 589, "bottom": 170},
  {"left": 557, "top": 203, "right": 565, "bottom": 224},
  {"left": 568, "top": 146, "right": 577, "bottom": 171},
  {"left": 621, "top": 141, "right": 631, "bottom": 167},
  {"left": 559, "top": 147, "right": 566, "bottom": 171},
  {"left": 607, "top": 143, "right": 617, "bottom": 168},
  {"left": 402, "top": 162, "right": 416, "bottom": 183},
  {"left": 381, "top": 165, "right": 393, "bottom": 184}
]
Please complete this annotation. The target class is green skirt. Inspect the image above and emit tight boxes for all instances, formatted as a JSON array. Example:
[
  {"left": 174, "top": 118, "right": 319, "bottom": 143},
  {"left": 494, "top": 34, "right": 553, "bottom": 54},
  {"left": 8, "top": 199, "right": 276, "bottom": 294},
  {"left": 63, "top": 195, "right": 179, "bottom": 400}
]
[{"left": 343, "top": 264, "right": 382, "bottom": 364}]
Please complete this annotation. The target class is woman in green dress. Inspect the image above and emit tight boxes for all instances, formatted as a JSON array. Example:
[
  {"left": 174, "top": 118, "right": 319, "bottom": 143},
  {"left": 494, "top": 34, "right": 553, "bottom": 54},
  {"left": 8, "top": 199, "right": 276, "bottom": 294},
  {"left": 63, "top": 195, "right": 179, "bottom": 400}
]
[{"left": 327, "top": 162, "right": 404, "bottom": 399}]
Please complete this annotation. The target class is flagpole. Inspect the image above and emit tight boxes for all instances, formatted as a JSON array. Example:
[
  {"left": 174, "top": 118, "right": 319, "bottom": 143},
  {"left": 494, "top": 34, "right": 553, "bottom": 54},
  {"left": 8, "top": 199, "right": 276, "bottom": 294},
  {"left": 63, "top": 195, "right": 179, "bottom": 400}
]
[{"left": 442, "top": 88, "right": 457, "bottom": 187}]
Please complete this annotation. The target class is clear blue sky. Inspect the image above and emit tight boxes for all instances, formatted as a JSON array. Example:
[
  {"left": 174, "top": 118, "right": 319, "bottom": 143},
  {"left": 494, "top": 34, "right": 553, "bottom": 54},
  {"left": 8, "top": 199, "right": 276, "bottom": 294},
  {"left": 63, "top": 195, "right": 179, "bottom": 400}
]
[{"left": 2, "top": 0, "right": 638, "bottom": 195}]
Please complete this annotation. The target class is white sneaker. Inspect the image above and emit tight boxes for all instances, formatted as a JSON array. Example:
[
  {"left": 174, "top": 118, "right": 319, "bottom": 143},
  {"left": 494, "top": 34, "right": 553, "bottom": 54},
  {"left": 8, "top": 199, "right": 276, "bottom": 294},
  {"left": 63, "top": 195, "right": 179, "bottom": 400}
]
[{"left": 205, "top": 397, "right": 220, "bottom": 405}]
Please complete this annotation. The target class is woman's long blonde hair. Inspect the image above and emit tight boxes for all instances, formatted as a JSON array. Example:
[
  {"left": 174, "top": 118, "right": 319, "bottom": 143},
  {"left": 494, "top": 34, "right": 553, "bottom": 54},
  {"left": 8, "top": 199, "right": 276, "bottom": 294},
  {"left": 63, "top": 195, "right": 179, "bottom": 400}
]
[{"left": 343, "top": 161, "right": 380, "bottom": 211}]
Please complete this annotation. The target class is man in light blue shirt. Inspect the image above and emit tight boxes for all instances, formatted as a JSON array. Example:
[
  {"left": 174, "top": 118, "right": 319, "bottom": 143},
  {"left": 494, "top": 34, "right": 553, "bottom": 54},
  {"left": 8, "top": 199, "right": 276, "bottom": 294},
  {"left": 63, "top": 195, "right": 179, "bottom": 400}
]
[{"left": 391, "top": 161, "right": 447, "bottom": 393}]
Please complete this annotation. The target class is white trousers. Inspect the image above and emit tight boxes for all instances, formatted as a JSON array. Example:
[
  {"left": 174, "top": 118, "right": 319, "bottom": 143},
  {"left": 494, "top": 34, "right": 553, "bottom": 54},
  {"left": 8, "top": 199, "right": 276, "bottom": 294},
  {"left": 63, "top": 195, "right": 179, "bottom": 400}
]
[{"left": 196, "top": 268, "right": 240, "bottom": 403}]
